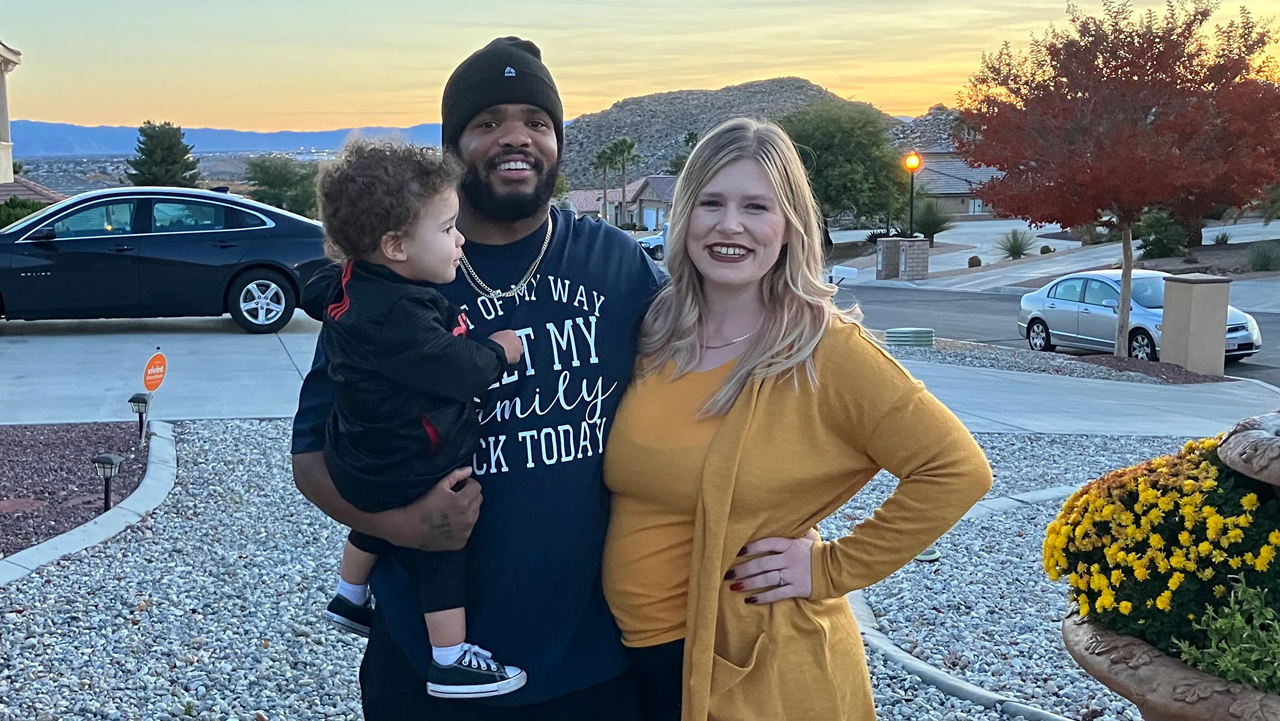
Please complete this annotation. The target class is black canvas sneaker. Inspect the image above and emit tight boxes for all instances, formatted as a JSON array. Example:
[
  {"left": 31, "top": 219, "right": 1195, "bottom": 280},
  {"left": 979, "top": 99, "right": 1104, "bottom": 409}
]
[
  {"left": 323, "top": 594, "right": 373, "bottom": 637},
  {"left": 427, "top": 643, "right": 527, "bottom": 698}
]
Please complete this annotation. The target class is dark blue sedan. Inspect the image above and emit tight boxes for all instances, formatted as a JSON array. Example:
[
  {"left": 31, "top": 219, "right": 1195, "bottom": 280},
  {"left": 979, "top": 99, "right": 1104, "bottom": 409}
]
[{"left": 0, "top": 187, "right": 328, "bottom": 333}]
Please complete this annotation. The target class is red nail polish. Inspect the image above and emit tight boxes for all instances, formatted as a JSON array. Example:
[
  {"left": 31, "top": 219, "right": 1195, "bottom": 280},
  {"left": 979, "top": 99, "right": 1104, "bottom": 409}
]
[
  {"left": 745, "top": 597, "right": 758, "bottom": 604},
  {"left": 724, "top": 570, "right": 736, "bottom": 581},
  {"left": 730, "top": 582, "right": 743, "bottom": 592}
]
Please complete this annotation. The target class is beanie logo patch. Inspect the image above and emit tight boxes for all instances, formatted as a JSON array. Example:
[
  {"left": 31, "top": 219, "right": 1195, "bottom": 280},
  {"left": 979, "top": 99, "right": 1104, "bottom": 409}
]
[{"left": 504, "top": 66, "right": 516, "bottom": 77}]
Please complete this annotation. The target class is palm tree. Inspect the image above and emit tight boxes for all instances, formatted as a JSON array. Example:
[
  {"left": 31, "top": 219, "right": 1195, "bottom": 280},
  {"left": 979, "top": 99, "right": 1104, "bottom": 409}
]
[
  {"left": 592, "top": 146, "right": 617, "bottom": 220},
  {"left": 611, "top": 137, "right": 641, "bottom": 226}
]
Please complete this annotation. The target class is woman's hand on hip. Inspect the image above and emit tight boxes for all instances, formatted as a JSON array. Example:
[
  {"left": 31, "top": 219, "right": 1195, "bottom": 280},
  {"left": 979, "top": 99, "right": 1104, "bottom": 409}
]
[{"left": 725, "top": 529, "right": 820, "bottom": 604}]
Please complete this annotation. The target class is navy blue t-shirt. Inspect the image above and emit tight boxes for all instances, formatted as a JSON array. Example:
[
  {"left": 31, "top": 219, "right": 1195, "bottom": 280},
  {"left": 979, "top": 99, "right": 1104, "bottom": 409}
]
[{"left": 292, "top": 207, "right": 665, "bottom": 705}]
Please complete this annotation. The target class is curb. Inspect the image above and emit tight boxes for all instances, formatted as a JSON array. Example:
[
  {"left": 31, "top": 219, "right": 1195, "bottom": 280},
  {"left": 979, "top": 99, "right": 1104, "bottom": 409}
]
[
  {"left": 0, "top": 420, "right": 177, "bottom": 587},
  {"left": 851, "top": 486, "right": 1078, "bottom": 721},
  {"left": 1224, "top": 374, "right": 1280, "bottom": 399},
  {"left": 841, "top": 278, "right": 1030, "bottom": 296}
]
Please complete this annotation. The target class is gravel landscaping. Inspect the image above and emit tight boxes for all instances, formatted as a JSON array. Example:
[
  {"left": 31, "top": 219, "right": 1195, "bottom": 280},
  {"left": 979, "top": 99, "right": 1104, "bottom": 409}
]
[
  {"left": 818, "top": 433, "right": 1196, "bottom": 721},
  {"left": 0, "top": 423, "right": 147, "bottom": 558},
  {"left": 880, "top": 338, "right": 1166, "bottom": 385},
  {"left": 1, "top": 419, "right": 1033, "bottom": 721}
]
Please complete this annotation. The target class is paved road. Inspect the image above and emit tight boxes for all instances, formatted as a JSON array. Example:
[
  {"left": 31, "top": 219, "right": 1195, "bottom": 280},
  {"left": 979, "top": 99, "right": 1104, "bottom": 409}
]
[
  {"left": 841, "top": 286, "right": 1280, "bottom": 388},
  {"left": 838, "top": 220, "right": 1280, "bottom": 293}
]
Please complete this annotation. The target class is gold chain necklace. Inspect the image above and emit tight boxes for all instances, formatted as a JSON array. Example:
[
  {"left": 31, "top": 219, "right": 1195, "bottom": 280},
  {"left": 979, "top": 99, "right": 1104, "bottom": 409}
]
[
  {"left": 703, "top": 332, "right": 754, "bottom": 350},
  {"left": 458, "top": 213, "right": 553, "bottom": 299}
]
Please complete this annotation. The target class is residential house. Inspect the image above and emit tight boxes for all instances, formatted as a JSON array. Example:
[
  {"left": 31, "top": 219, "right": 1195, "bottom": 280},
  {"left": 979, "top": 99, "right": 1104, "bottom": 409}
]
[
  {"left": 0, "top": 39, "right": 64, "bottom": 206},
  {"left": 566, "top": 174, "right": 677, "bottom": 230},
  {"left": 913, "top": 142, "right": 1000, "bottom": 218}
]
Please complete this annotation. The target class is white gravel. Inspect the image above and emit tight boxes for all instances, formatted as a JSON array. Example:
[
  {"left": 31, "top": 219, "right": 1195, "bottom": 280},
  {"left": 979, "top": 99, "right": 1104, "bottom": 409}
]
[
  {"left": 0, "top": 420, "right": 364, "bottom": 721},
  {"left": 817, "top": 434, "right": 1197, "bottom": 721},
  {"left": 0, "top": 419, "right": 1024, "bottom": 721},
  {"left": 883, "top": 341, "right": 1163, "bottom": 385}
]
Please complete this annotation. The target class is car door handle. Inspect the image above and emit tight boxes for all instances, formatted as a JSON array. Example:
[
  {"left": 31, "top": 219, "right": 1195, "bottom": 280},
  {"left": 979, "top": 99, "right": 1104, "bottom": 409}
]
[
  {"left": 110, "top": 244, "right": 134, "bottom": 252},
  {"left": 215, "top": 241, "right": 239, "bottom": 249},
  {"left": 1081, "top": 308, "right": 1091, "bottom": 314},
  {"left": 1046, "top": 303, "right": 1057, "bottom": 309}
]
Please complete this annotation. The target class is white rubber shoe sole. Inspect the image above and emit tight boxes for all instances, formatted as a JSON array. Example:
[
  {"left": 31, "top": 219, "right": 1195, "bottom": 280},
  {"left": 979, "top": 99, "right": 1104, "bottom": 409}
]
[{"left": 427, "top": 669, "right": 528, "bottom": 698}]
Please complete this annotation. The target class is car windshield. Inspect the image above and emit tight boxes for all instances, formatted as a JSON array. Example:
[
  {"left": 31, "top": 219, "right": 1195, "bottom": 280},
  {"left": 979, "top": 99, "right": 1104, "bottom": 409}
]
[
  {"left": 0, "top": 195, "right": 81, "bottom": 234},
  {"left": 1131, "top": 278, "right": 1164, "bottom": 309}
]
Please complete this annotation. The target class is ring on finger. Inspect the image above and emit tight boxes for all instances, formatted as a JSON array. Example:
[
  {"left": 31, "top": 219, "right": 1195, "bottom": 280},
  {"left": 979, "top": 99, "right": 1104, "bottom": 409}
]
[{"left": 778, "top": 570, "right": 787, "bottom": 587}]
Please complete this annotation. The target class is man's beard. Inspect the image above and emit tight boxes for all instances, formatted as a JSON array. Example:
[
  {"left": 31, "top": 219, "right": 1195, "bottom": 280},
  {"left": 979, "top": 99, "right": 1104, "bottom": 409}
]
[{"left": 460, "top": 156, "right": 559, "bottom": 223}]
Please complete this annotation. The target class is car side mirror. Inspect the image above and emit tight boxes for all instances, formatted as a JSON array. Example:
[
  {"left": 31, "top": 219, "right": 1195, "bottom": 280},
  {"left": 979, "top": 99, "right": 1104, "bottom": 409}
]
[
  {"left": 1103, "top": 299, "right": 1119, "bottom": 311},
  {"left": 27, "top": 227, "right": 56, "bottom": 241}
]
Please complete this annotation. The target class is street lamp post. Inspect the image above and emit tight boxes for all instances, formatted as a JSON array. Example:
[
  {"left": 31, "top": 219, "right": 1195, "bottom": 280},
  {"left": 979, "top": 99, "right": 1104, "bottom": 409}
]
[
  {"left": 128, "top": 392, "right": 151, "bottom": 442},
  {"left": 904, "top": 151, "right": 922, "bottom": 237},
  {"left": 93, "top": 453, "right": 125, "bottom": 512}
]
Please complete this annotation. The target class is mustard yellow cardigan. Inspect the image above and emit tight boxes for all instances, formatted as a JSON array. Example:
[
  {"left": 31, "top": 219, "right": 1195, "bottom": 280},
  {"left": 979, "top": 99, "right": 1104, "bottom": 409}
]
[{"left": 680, "top": 320, "right": 992, "bottom": 720}]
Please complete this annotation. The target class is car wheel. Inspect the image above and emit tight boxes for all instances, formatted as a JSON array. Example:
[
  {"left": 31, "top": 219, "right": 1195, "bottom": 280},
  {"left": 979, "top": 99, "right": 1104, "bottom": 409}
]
[
  {"left": 1129, "top": 329, "right": 1158, "bottom": 362},
  {"left": 1027, "top": 319, "right": 1055, "bottom": 352},
  {"left": 653, "top": 246, "right": 665, "bottom": 261},
  {"left": 227, "top": 269, "right": 296, "bottom": 334}
]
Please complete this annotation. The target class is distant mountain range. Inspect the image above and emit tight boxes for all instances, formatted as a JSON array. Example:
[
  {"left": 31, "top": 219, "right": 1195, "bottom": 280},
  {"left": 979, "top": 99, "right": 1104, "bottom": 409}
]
[{"left": 11, "top": 120, "right": 443, "bottom": 157}]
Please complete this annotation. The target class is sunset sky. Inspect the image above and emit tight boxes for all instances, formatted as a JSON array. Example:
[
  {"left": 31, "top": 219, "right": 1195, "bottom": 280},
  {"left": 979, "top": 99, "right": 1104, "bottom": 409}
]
[{"left": 5, "top": 0, "right": 1278, "bottom": 131}]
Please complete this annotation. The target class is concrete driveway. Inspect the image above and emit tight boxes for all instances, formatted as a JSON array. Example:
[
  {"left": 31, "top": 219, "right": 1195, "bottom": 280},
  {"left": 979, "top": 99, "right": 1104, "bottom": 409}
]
[
  {"left": 832, "top": 219, "right": 1079, "bottom": 274},
  {"left": 2, "top": 309, "right": 1275, "bottom": 439}
]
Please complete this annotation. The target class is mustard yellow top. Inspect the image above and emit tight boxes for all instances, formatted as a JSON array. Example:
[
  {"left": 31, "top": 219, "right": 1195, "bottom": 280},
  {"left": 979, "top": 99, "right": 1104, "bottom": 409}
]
[
  {"left": 604, "top": 320, "right": 993, "bottom": 721},
  {"left": 603, "top": 361, "right": 733, "bottom": 647}
]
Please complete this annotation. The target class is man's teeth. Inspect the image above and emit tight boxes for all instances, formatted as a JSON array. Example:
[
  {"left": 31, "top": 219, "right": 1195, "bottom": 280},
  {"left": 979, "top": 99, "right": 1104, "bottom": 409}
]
[
  {"left": 710, "top": 245, "right": 748, "bottom": 256},
  {"left": 499, "top": 161, "right": 532, "bottom": 171}
]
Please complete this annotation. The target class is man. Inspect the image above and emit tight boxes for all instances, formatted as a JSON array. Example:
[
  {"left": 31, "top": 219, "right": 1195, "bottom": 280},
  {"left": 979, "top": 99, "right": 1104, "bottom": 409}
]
[{"left": 291, "top": 37, "right": 664, "bottom": 720}]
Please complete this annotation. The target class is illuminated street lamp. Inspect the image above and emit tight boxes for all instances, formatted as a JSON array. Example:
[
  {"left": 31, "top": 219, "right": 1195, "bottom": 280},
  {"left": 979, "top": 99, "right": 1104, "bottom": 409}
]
[
  {"left": 93, "top": 453, "right": 125, "bottom": 512},
  {"left": 904, "top": 151, "right": 922, "bottom": 237}
]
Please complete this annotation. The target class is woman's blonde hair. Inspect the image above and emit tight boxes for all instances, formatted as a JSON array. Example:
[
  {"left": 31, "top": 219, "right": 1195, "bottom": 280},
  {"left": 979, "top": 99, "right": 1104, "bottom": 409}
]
[{"left": 637, "top": 117, "right": 859, "bottom": 416}]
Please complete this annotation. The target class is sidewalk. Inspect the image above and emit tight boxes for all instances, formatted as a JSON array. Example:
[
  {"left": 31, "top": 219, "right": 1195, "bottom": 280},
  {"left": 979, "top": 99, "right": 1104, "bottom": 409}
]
[
  {"left": 1230, "top": 277, "right": 1280, "bottom": 313},
  {"left": 903, "top": 361, "right": 1278, "bottom": 437},
  {"left": 2, "top": 314, "right": 1273, "bottom": 437}
]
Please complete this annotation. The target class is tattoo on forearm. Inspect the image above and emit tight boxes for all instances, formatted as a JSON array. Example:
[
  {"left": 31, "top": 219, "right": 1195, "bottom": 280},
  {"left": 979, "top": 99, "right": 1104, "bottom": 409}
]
[{"left": 421, "top": 511, "right": 454, "bottom": 541}]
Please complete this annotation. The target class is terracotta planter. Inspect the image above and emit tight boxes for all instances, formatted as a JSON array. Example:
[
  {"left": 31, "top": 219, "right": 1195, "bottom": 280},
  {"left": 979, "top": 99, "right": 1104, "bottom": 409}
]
[{"left": 1061, "top": 609, "right": 1280, "bottom": 720}]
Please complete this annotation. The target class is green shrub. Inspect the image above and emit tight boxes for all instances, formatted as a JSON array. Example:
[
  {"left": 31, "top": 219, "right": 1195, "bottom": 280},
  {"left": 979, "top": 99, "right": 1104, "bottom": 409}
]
[
  {"left": 1174, "top": 581, "right": 1280, "bottom": 695},
  {"left": 0, "top": 197, "right": 46, "bottom": 229},
  {"left": 914, "top": 200, "right": 956, "bottom": 243},
  {"left": 1249, "top": 242, "right": 1280, "bottom": 272},
  {"left": 1040, "top": 245, "right": 1055, "bottom": 254},
  {"left": 968, "top": 255, "right": 982, "bottom": 268},
  {"left": 996, "top": 229, "right": 1035, "bottom": 259},
  {"left": 1136, "top": 209, "right": 1188, "bottom": 259},
  {"left": 1213, "top": 232, "right": 1232, "bottom": 246}
]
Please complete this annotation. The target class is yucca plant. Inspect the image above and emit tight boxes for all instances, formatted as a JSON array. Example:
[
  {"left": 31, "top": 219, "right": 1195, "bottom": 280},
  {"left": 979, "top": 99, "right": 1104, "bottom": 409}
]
[
  {"left": 914, "top": 200, "right": 957, "bottom": 248},
  {"left": 996, "top": 229, "right": 1035, "bottom": 259},
  {"left": 1249, "top": 241, "right": 1280, "bottom": 272}
]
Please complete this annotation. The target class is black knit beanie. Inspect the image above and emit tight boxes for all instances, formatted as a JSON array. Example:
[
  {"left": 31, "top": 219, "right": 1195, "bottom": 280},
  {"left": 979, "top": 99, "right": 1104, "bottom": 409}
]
[{"left": 441, "top": 37, "right": 564, "bottom": 153}]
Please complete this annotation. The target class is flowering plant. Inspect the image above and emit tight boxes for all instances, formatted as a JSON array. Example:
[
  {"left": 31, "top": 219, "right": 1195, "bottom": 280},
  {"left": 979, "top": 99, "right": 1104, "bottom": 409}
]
[{"left": 1044, "top": 436, "right": 1280, "bottom": 655}]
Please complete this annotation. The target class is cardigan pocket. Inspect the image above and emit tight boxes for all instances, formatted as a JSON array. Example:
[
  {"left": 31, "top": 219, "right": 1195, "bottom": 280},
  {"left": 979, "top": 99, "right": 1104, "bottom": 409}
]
[{"left": 709, "top": 631, "right": 782, "bottom": 716}]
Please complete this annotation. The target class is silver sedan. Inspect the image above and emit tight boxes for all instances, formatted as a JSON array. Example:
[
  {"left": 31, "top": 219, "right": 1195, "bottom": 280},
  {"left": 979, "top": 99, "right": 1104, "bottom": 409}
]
[{"left": 1017, "top": 269, "right": 1262, "bottom": 363}]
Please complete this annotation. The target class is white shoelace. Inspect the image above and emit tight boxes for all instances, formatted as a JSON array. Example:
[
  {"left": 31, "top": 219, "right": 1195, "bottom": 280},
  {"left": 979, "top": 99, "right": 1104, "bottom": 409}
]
[{"left": 458, "top": 644, "right": 500, "bottom": 673}]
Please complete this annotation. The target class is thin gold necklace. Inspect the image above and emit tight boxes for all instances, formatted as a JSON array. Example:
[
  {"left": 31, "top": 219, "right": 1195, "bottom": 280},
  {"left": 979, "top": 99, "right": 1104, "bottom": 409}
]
[{"left": 458, "top": 213, "right": 553, "bottom": 299}]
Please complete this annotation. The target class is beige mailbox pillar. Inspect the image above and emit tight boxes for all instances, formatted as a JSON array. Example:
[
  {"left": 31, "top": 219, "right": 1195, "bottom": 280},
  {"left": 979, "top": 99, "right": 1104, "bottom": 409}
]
[
  {"left": 1161, "top": 274, "right": 1231, "bottom": 377},
  {"left": 876, "top": 238, "right": 901, "bottom": 280},
  {"left": 898, "top": 238, "right": 930, "bottom": 281},
  {"left": 0, "top": 40, "right": 20, "bottom": 185}
]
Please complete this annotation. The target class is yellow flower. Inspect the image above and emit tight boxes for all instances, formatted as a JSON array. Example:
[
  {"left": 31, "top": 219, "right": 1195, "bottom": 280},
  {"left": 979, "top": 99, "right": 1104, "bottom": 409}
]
[
  {"left": 1150, "top": 534, "right": 1165, "bottom": 550},
  {"left": 1269, "top": 531, "right": 1280, "bottom": 546},
  {"left": 1197, "top": 568, "right": 1215, "bottom": 581},
  {"left": 1242, "top": 494, "right": 1260, "bottom": 511},
  {"left": 1229, "top": 557, "right": 1244, "bottom": 569},
  {"left": 1156, "top": 591, "right": 1173, "bottom": 611},
  {"left": 1179, "top": 531, "right": 1194, "bottom": 547},
  {"left": 1111, "top": 569, "right": 1125, "bottom": 586},
  {"left": 1238, "top": 514, "right": 1253, "bottom": 529},
  {"left": 1079, "top": 595, "right": 1092, "bottom": 618},
  {"left": 1134, "top": 564, "right": 1151, "bottom": 582},
  {"left": 1119, "top": 601, "right": 1133, "bottom": 615},
  {"left": 1169, "top": 572, "right": 1185, "bottom": 591},
  {"left": 1256, "top": 545, "right": 1276, "bottom": 572},
  {"left": 1198, "top": 541, "right": 1213, "bottom": 555},
  {"left": 1214, "top": 585, "right": 1228, "bottom": 598}
]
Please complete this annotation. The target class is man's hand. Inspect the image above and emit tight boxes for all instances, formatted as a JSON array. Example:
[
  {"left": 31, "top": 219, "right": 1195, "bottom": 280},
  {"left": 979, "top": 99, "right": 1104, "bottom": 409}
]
[
  {"left": 378, "top": 467, "right": 481, "bottom": 552},
  {"left": 292, "top": 453, "right": 481, "bottom": 552},
  {"left": 489, "top": 330, "right": 524, "bottom": 365}
]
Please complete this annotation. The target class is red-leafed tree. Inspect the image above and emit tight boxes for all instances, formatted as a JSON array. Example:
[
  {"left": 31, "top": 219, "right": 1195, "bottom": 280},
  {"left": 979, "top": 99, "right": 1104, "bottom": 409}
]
[{"left": 956, "top": 0, "right": 1280, "bottom": 357}]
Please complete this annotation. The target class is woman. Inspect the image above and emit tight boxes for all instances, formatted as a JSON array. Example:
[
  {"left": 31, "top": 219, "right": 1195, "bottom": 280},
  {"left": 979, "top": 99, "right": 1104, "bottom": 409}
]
[{"left": 602, "top": 118, "right": 993, "bottom": 721}]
